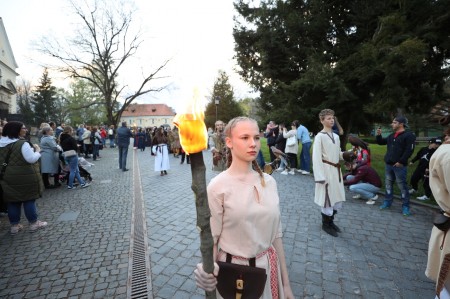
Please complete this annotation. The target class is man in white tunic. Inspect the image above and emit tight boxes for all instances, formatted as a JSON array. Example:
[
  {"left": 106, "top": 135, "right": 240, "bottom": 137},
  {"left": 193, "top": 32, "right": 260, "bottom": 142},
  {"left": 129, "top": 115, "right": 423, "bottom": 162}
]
[{"left": 312, "top": 109, "right": 349, "bottom": 237}]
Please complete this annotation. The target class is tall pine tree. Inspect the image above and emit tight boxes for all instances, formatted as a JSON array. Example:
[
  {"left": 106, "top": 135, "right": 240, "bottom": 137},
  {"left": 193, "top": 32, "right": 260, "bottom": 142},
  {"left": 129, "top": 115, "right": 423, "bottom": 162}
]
[
  {"left": 204, "top": 70, "right": 244, "bottom": 129},
  {"left": 31, "top": 69, "right": 58, "bottom": 125}
]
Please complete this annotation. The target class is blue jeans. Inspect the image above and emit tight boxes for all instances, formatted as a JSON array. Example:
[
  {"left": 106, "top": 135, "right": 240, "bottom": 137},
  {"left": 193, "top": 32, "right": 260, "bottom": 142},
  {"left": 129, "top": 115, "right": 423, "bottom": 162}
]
[
  {"left": 109, "top": 137, "right": 115, "bottom": 148},
  {"left": 300, "top": 142, "right": 311, "bottom": 172},
  {"left": 67, "top": 155, "right": 86, "bottom": 187},
  {"left": 93, "top": 144, "right": 100, "bottom": 160},
  {"left": 7, "top": 200, "right": 38, "bottom": 224},
  {"left": 346, "top": 175, "right": 380, "bottom": 199},
  {"left": 118, "top": 145, "right": 129, "bottom": 170},
  {"left": 385, "top": 164, "right": 410, "bottom": 208}
]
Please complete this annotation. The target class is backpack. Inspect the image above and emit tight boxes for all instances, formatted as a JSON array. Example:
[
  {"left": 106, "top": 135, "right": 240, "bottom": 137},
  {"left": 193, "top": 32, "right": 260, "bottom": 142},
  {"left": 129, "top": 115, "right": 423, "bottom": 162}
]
[{"left": 90, "top": 132, "right": 96, "bottom": 143}]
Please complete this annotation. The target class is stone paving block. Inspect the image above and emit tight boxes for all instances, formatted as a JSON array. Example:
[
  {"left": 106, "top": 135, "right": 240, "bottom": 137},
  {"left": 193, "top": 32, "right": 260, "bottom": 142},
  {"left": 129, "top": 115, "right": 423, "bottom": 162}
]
[
  {"left": 152, "top": 274, "right": 170, "bottom": 288},
  {"left": 304, "top": 282, "right": 324, "bottom": 297},
  {"left": 155, "top": 285, "right": 177, "bottom": 298},
  {"left": 323, "top": 280, "right": 342, "bottom": 296}
]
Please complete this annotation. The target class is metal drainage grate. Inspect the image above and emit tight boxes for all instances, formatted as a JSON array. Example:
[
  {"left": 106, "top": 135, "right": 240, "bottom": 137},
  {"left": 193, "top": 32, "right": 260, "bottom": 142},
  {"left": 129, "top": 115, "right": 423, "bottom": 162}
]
[{"left": 127, "top": 153, "right": 152, "bottom": 299}]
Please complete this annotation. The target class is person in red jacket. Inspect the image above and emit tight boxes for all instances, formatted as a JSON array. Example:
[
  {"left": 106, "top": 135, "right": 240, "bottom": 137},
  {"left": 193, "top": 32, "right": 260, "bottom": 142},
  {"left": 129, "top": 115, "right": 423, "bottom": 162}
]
[
  {"left": 99, "top": 126, "right": 107, "bottom": 149},
  {"left": 343, "top": 160, "right": 382, "bottom": 205}
]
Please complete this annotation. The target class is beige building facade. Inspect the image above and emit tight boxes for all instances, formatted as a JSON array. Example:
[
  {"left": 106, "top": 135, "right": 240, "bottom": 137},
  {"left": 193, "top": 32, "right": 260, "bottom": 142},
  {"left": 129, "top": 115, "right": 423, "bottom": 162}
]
[
  {"left": 0, "top": 18, "right": 18, "bottom": 117},
  {"left": 120, "top": 103, "right": 176, "bottom": 128}
]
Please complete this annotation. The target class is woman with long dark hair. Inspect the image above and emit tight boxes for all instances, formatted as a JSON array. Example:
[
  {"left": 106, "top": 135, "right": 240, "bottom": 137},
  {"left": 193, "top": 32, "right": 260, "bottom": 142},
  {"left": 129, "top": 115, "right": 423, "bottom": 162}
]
[
  {"left": 59, "top": 126, "right": 91, "bottom": 190},
  {"left": 0, "top": 121, "right": 47, "bottom": 235}
]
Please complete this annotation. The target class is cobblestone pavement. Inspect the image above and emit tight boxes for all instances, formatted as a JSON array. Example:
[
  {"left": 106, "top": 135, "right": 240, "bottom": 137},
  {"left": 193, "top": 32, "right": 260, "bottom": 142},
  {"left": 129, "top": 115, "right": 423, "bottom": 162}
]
[{"left": 0, "top": 144, "right": 437, "bottom": 298}]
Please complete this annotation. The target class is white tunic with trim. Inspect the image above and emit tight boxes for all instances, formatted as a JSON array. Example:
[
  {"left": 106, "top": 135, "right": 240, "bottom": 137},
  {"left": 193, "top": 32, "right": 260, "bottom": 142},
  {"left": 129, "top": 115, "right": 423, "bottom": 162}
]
[
  {"left": 312, "top": 131, "right": 346, "bottom": 207},
  {"left": 153, "top": 144, "right": 170, "bottom": 171}
]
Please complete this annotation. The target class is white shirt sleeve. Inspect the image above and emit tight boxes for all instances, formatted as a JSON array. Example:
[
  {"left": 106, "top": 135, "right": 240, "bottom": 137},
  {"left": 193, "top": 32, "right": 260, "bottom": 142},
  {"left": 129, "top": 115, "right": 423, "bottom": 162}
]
[{"left": 21, "top": 142, "right": 41, "bottom": 163}]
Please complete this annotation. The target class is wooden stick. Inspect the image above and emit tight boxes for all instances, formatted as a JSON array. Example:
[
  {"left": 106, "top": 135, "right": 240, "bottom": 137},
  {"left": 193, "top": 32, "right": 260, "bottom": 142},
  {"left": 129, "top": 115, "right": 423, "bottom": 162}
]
[{"left": 189, "top": 152, "right": 216, "bottom": 299}]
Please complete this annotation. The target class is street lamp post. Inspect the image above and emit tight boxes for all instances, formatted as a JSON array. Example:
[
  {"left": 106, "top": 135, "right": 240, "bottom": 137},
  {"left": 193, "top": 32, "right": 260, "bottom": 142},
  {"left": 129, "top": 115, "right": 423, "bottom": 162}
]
[{"left": 214, "top": 96, "right": 220, "bottom": 122}]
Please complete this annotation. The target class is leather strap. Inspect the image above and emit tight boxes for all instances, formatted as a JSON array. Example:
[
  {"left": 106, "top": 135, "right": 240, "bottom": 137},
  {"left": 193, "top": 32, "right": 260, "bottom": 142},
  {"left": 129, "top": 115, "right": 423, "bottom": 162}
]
[
  {"left": 0, "top": 143, "right": 15, "bottom": 180},
  {"left": 226, "top": 253, "right": 256, "bottom": 267},
  {"left": 322, "top": 159, "right": 341, "bottom": 182}
]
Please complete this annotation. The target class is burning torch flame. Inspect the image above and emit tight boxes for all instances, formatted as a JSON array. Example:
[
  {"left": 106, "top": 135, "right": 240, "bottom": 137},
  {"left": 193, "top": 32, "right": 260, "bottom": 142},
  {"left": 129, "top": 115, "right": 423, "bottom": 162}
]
[{"left": 173, "top": 88, "right": 208, "bottom": 154}]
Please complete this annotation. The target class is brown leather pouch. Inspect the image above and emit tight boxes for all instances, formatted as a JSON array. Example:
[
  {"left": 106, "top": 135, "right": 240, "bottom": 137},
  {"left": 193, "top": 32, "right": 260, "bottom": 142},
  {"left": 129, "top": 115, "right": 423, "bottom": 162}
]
[{"left": 216, "top": 253, "right": 267, "bottom": 299}]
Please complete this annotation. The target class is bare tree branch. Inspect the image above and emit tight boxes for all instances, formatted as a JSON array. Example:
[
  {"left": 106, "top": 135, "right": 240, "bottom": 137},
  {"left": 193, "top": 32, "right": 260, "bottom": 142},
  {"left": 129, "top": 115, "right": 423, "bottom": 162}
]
[{"left": 35, "top": 0, "right": 169, "bottom": 126}]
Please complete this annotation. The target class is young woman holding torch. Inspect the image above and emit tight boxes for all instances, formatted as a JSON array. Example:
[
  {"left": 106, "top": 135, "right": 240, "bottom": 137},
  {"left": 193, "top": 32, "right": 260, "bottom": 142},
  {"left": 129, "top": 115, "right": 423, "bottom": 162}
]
[{"left": 195, "top": 116, "right": 294, "bottom": 299}]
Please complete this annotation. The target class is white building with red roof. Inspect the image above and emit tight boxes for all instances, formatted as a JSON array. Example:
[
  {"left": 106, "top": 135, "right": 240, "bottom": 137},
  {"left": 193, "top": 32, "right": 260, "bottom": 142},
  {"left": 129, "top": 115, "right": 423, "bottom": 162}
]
[{"left": 120, "top": 103, "right": 176, "bottom": 128}]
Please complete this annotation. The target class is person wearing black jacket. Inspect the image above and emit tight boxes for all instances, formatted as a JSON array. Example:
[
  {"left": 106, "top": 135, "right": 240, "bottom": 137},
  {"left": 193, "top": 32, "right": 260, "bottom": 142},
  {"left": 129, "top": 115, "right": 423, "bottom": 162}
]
[
  {"left": 408, "top": 137, "right": 442, "bottom": 200},
  {"left": 60, "top": 126, "right": 90, "bottom": 190},
  {"left": 274, "top": 122, "right": 287, "bottom": 171},
  {"left": 376, "top": 116, "right": 416, "bottom": 216},
  {"left": 264, "top": 121, "right": 279, "bottom": 162}
]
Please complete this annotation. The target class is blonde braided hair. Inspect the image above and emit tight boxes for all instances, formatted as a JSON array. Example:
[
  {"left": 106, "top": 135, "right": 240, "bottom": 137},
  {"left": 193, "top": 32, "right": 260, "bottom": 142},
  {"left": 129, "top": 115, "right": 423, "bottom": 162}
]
[{"left": 224, "top": 117, "right": 266, "bottom": 187}]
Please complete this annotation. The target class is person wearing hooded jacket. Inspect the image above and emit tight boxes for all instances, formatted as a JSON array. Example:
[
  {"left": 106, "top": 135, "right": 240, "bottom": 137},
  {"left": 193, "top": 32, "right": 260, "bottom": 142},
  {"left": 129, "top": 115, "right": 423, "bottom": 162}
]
[
  {"left": 376, "top": 115, "right": 416, "bottom": 216},
  {"left": 0, "top": 121, "right": 47, "bottom": 235},
  {"left": 343, "top": 160, "right": 382, "bottom": 205}
]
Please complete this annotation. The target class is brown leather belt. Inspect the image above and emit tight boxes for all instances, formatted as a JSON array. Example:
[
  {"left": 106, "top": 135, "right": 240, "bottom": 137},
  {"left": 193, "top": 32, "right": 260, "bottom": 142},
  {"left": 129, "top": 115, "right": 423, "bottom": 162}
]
[{"left": 322, "top": 159, "right": 341, "bottom": 182}]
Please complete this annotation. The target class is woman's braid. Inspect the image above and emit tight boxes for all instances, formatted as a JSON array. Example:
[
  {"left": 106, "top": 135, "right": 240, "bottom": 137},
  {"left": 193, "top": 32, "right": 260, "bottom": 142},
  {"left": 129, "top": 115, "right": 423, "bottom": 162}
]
[{"left": 252, "top": 160, "right": 266, "bottom": 187}]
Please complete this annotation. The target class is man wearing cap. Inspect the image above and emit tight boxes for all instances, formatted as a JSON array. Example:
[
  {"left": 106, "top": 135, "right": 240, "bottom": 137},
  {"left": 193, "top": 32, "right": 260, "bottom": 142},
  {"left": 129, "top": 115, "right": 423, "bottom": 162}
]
[
  {"left": 409, "top": 137, "right": 442, "bottom": 200},
  {"left": 117, "top": 121, "right": 133, "bottom": 172},
  {"left": 376, "top": 115, "right": 416, "bottom": 216}
]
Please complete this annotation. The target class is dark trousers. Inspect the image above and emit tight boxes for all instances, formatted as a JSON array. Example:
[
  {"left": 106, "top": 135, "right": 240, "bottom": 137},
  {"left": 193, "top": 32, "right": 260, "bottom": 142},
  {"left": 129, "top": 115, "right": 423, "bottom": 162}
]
[
  {"left": 287, "top": 153, "right": 298, "bottom": 169},
  {"left": 42, "top": 173, "right": 59, "bottom": 187},
  {"left": 118, "top": 145, "right": 129, "bottom": 170},
  {"left": 84, "top": 143, "right": 92, "bottom": 157},
  {"left": 42, "top": 173, "right": 51, "bottom": 187},
  {"left": 77, "top": 140, "right": 84, "bottom": 154},
  {"left": 268, "top": 146, "right": 276, "bottom": 162},
  {"left": 410, "top": 166, "right": 427, "bottom": 190},
  {"left": 180, "top": 152, "right": 190, "bottom": 164}
]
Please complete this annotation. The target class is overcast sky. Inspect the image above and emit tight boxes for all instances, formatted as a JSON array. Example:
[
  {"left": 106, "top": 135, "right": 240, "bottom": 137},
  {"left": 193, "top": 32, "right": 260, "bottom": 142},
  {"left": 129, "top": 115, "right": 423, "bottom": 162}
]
[{"left": 1, "top": 0, "right": 256, "bottom": 112}]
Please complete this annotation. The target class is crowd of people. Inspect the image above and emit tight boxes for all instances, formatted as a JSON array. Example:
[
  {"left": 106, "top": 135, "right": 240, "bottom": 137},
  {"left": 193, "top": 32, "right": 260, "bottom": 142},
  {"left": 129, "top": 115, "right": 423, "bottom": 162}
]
[
  {"left": 1, "top": 112, "right": 449, "bottom": 298},
  {"left": 0, "top": 119, "right": 194, "bottom": 235}
]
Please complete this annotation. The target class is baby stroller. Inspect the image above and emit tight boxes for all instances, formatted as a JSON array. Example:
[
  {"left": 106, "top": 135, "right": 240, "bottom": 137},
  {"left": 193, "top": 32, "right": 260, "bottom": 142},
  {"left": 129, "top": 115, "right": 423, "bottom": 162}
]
[
  {"left": 263, "top": 146, "right": 291, "bottom": 175},
  {"left": 59, "top": 157, "right": 93, "bottom": 185}
]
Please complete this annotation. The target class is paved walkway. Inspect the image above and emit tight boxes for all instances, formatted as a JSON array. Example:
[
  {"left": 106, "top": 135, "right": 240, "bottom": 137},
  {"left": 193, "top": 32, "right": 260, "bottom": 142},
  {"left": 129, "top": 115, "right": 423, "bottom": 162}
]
[{"left": 0, "top": 144, "right": 437, "bottom": 298}]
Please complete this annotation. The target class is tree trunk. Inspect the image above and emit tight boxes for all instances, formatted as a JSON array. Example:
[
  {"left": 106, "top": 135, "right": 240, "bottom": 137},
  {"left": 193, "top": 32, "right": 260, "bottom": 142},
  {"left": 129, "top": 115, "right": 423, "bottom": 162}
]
[{"left": 189, "top": 152, "right": 217, "bottom": 299}]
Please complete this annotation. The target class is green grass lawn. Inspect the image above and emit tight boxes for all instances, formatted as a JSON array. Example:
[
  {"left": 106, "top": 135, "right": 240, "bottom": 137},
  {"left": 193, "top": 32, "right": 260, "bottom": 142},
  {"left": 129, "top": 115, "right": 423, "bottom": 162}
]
[{"left": 260, "top": 137, "right": 436, "bottom": 205}]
